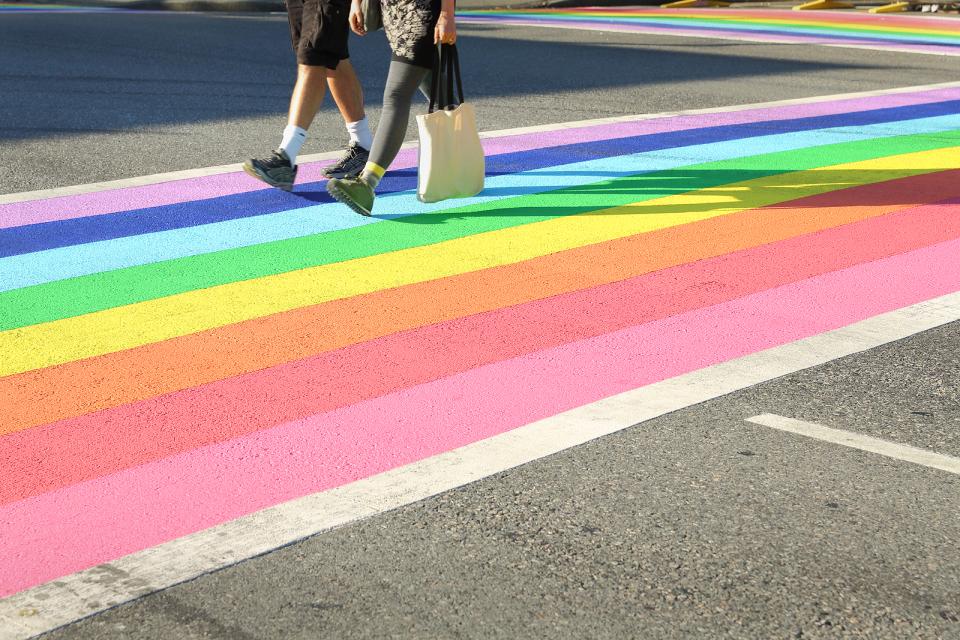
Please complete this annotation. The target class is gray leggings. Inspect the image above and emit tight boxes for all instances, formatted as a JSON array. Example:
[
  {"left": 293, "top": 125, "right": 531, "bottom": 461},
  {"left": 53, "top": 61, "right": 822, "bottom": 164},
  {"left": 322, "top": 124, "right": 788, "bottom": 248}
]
[{"left": 368, "top": 60, "right": 432, "bottom": 177}]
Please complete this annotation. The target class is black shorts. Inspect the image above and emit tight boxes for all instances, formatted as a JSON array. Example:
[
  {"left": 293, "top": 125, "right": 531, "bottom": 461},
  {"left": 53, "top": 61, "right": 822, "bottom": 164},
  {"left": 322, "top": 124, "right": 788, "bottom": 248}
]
[{"left": 286, "top": 0, "right": 350, "bottom": 69}]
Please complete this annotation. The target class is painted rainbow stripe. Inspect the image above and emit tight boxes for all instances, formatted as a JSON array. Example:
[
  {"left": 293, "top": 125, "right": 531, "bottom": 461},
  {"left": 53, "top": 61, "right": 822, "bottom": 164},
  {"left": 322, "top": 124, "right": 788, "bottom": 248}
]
[
  {"left": 459, "top": 7, "right": 960, "bottom": 57},
  {"left": 2, "top": 86, "right": 960, "bottom": 602}
]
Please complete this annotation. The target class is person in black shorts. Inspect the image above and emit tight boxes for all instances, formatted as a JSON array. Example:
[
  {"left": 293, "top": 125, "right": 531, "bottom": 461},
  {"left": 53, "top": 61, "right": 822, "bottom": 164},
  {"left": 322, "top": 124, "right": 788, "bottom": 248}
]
[{"left": 243, "top": 0, "right": 373, "bottom": 191}]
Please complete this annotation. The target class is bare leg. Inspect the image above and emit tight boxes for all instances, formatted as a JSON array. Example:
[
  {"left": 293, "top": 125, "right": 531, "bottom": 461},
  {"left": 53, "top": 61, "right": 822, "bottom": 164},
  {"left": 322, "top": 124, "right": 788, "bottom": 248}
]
[
  {"left": 327, "top": 59, "right": 365, "bottom": 123},
  {"left": 288, "top": 64, "right": 329, "bottom": 130}
]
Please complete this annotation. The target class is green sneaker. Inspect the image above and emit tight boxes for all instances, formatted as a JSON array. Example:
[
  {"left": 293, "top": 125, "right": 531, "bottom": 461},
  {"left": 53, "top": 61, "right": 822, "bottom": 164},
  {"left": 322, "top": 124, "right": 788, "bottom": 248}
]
[{"left": 327, "top": 176, "right": 375, "bottom": 216}]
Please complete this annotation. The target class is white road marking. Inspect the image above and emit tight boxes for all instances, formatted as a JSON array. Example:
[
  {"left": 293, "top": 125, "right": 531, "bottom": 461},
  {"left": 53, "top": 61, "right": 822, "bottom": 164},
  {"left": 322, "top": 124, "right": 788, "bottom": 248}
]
[
  {"left": 4, "top": 80, "right": 960, "bottom": 204},
  {"left": 3, "top": 291, "right": 960, "bottom": 640},
  {"left": 746, "top": 414, "right": 960, "bottom": 476},
  {"left": 0, "top": 148, "right": 341, "bottom": 206}
]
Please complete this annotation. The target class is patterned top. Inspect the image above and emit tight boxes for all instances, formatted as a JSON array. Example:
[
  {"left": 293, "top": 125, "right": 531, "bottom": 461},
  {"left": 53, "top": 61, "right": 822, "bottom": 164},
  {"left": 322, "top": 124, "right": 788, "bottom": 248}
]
[{"left": 381, "top": 0, "right": 441, "bottom": 67}]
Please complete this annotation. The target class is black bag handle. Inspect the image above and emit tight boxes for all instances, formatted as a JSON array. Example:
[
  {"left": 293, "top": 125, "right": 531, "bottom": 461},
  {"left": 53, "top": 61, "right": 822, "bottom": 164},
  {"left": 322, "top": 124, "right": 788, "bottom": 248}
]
[
  {"left": 439, "top": 46, "right": 454, "bottom": 111},
  {"left": 428, "top": 44, "right": 466, "bottom": 113},
  {"left": 430, "top": 45, "right": 453, "bottom": 113},
  {"left": 449, "top": 45, "right": 465, "bottom": 107},
  {"left": 443, "top": 47, "right": 455, "bottom": 109}
]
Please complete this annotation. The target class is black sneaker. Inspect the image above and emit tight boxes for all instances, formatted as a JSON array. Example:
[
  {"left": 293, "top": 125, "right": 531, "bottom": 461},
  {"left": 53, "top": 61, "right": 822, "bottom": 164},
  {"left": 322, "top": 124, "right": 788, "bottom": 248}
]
[
  {"left": 321, "top": 142, "right": 369, "bottom": 179},
  {"left": 243, "top": 149, "right": 297, "bottom": 192}
]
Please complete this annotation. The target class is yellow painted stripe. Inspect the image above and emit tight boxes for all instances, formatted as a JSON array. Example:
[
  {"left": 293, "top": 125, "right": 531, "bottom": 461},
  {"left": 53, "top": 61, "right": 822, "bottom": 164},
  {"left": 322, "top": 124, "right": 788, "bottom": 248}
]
[{"left": 1, "top": 145, "right": 955, "bottom": 377}]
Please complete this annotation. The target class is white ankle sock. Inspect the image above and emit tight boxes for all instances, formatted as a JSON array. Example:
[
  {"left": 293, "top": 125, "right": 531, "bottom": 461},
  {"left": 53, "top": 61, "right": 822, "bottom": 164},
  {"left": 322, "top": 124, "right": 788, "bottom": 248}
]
[
  {"left": 279, "top": 125, "right": 308, "bottom": 166},
  {"left": 346, "top": 117, "right": 373, "bottom": 151}
]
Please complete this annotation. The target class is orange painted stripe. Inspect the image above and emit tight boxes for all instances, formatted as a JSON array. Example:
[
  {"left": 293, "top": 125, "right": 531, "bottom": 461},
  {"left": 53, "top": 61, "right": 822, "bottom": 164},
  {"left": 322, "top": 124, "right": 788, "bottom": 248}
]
[{"left": 4, "top": 169, "right": 959, "bottom": 436}]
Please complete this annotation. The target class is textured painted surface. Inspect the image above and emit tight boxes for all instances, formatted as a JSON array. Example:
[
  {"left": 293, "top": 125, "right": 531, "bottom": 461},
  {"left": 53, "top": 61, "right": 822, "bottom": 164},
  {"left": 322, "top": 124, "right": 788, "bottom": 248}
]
[
  {"left": 2, "top": 86, "right": 960, "bottom": 599},
  {"left": 459, "top": 7, "right": 960, "bottom": 57}
]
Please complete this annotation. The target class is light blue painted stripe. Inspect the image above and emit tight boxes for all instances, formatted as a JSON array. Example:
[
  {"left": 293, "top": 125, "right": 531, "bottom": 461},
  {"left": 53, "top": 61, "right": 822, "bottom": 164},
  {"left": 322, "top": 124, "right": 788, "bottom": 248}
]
[{"left": 3, "top": 114, "right": 960, "bottom": 292}]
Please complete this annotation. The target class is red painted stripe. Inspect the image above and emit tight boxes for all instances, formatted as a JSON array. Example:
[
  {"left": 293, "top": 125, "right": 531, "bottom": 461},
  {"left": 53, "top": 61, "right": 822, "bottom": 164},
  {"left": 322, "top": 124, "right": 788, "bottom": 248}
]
[
  {"left": 3, "top": 231, "right": 960, "bottom": 597},
  {"left": 2, "top": 199, "right": 958, "bottom": 506}
]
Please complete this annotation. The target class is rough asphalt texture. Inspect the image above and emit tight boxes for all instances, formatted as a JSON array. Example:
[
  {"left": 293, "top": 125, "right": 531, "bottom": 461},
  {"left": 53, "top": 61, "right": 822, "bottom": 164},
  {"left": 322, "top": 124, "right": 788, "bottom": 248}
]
[
  {"left": 3, "top": 12, "right": 958, "bottom": 194},
  {"left": 4, "top": 11, "right": 959, "bottom": 640}
]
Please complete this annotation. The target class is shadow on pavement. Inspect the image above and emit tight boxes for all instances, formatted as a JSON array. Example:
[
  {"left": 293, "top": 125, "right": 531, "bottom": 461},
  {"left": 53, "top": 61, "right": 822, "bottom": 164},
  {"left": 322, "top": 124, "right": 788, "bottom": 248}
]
[
  {"left": 0, "top": 12, "right": 881, "bottom": 143},
  {"left": 342, "top": 167, "right": 953, "bottom": 222}
]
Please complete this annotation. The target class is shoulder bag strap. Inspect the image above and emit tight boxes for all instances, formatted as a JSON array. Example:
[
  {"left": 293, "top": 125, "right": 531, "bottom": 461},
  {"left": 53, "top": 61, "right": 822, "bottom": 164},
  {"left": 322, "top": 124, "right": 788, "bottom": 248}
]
[
  {"left": 428, "top": 45, "right": 444, "bottom": 113},
  {"left": 448, "top": 44, "right": 465, "bottom": 106}
]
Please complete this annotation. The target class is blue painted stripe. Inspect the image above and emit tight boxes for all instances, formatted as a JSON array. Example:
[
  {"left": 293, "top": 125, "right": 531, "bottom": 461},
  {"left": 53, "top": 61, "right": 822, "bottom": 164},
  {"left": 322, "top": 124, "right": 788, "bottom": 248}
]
[
  {"left": 2, "top": 98, "right": 960, "bottom": 259},
  {"left": 4, "top": 113, "right": 960, "bottom": 292}
]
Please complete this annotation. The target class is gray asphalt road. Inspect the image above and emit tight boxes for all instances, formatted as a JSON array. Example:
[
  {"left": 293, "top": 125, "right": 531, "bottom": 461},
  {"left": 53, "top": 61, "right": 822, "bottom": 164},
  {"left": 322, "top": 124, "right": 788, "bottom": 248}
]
[
  {"left": 1, "top": 11, "right": 958, "bottom": 193},
  {"left": 4, "top": 9, "right": 959, "bottom": 640}
]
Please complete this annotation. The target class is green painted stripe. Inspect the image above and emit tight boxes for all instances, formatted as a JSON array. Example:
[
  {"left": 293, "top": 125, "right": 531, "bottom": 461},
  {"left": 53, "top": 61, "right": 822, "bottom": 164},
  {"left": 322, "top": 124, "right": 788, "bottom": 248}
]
[{"left": 2, "top": 130, "right": 959, "bottom": 331}]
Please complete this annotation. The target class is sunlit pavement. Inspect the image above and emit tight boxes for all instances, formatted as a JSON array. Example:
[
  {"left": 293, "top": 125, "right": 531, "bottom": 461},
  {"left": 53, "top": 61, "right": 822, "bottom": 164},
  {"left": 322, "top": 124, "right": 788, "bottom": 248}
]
[{"left": 2, "top": 7, "right": 960, "bottom": 639}]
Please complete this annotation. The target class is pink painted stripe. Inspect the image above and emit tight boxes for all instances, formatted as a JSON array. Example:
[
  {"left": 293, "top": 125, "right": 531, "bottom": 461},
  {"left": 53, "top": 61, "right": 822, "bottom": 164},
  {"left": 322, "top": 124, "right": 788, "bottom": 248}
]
[
  {"left": 4, "top": 199, "right": 960, "bottom": 505},
  {"left": 3, "top": 86, "right": 960, "bottom": 228},
  {"left": 461, "top": 17, "right": 960, "bottom": 56},
  {"left": 3, "top": 234, "right": 960, "bottom": 596}
]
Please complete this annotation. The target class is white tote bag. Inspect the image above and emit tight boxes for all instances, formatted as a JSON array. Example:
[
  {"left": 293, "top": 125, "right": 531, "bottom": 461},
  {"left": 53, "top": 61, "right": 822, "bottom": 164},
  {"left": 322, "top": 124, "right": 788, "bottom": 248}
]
[{"left": 416, "top": 45, "right": 485, "bottom": 204}]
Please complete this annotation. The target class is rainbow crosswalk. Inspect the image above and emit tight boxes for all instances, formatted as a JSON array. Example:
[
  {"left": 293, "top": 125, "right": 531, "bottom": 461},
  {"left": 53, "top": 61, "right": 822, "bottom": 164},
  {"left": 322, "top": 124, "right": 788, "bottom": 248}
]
[
  {"left": 2, "top": 85, "right": 960, "bottom": 629},
  {"left": 459, "top": 7, "right": 960, "bottom": 57}
]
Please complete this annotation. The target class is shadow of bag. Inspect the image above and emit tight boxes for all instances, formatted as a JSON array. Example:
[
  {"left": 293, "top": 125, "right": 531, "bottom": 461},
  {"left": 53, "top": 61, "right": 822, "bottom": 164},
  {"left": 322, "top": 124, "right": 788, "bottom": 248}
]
[
  {"left": 416, "top": 44, "right": 485, "bottom": 204},
  {"left": 361, "top": 0, "right": 381, "bottom": 32}
]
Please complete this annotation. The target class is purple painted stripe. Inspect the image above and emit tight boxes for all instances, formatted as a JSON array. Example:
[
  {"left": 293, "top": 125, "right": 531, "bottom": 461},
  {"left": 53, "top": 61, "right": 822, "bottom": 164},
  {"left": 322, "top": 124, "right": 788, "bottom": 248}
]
[{"left": 3, "top": 87, "right": 960, "bottom": 228}]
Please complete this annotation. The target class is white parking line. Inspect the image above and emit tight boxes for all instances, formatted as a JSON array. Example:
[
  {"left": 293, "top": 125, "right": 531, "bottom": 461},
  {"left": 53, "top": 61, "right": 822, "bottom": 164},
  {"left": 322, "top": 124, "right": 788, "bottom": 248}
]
[
  {"left": 3, "top": 292, "right": 960, "bottom": 640},
  {"left": 746, "top": 414, "right": 960, "bottom": 476}
]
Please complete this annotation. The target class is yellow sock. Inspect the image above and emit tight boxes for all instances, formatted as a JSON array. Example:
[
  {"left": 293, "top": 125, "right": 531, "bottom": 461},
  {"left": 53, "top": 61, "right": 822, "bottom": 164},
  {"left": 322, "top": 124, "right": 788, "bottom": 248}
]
[{"left": 360, "top": 161, "right": 386, "bottom": 188}]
